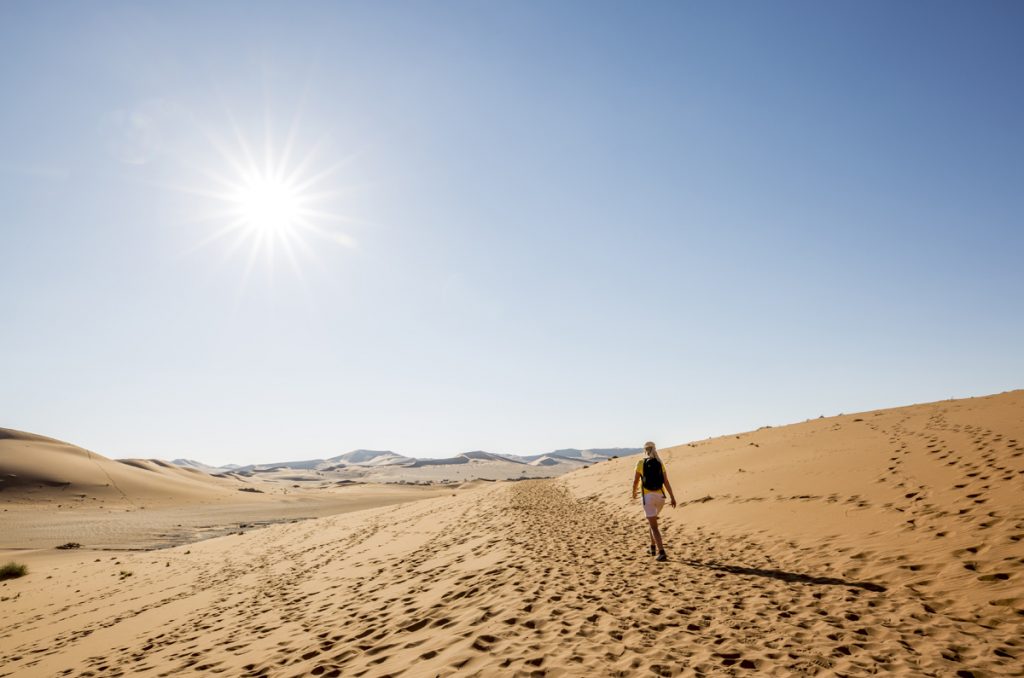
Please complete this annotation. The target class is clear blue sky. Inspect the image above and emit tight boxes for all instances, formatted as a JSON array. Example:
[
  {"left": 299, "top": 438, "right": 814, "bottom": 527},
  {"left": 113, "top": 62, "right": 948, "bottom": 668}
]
[{"left": 2, "top": 2, "right": 1021, "bottom": 466}]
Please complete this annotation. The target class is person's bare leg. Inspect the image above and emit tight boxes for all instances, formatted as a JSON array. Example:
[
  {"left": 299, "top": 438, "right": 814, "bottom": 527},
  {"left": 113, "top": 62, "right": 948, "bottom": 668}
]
[
  {"left": 643, "top": 496, "right": 656, "bottom": 552},
  {"left": 647, "top": 517, "right": 664, "bottom": 551}
]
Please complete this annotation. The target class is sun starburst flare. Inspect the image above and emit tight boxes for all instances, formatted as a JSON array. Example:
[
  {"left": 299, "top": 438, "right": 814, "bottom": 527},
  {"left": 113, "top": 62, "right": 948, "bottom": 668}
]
[{"left": 179, "top": 110, "right": 360, "bottom": 285}]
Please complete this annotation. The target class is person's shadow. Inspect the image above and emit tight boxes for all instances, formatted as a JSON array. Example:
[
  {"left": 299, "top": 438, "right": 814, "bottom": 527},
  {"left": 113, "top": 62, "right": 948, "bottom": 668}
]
[{"left": 680, "top": 559, "right": 887, "bottom": 592}]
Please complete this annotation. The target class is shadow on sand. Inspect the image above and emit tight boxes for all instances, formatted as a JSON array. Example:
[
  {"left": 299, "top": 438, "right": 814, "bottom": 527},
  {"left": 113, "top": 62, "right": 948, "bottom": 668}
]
[{"left": 681, "top": 559, "right": 887, "bottom": 592}]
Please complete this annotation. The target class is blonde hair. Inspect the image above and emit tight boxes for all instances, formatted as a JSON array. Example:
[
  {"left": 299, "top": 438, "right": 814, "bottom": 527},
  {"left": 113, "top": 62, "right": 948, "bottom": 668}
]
[{"left": 644, "top": 441, "right": 661, "bottom": 462}]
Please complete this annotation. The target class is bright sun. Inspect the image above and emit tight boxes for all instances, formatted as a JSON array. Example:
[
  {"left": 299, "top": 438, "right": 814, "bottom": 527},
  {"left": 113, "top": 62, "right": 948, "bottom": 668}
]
[
  {"left": 231, "top": 172, "right": 304, "bottom": 236},
  {"left": 185, "top": 112, "right": 354, "bottom": 278}
]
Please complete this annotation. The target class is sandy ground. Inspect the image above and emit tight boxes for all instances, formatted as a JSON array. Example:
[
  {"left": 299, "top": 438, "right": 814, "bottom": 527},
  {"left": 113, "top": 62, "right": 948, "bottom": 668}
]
[
  {"left": 242, "top": 456, "right": 592, "bottom": 486},
  {"left": 1, "top": 391, "right": 1021, "bottom": 676},
  {"left": 0, "top": 484, "right": 456, "bottom": 550}
]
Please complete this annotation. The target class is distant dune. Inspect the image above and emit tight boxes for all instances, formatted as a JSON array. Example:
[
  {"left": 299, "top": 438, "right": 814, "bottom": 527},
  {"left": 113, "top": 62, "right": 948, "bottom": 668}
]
[
  {"left": 328, "top": 449, "right": 404, "bottom": 465},
  {"left": 0, "top": 429, "right": 454, "bottom": 550},
  {"left": 221, "top": 447, "right": 630, "bottom": 484},
  {"left": 0, "top": 428, "right": 247, "bottom": 503},
  {"left": 0, "top": 431, "right": 630, "bottom": 503},
  {"left": 1, "top": 391, "right": 1020, "bottom": 676}
]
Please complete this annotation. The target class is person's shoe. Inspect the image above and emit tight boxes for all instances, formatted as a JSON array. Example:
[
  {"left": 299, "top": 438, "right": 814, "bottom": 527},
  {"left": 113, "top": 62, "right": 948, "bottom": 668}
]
[
  {"left": 656, "top": 550, "right": 667, "bottom": 562},
  {"left": 649, "top": 544, "right": 657, "bottom": 556}
]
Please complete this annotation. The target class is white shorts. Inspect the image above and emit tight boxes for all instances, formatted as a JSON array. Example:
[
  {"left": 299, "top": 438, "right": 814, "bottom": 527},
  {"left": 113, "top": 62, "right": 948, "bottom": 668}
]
[{"left": 643, "top": 492, "right": 665, "bottom": 518}]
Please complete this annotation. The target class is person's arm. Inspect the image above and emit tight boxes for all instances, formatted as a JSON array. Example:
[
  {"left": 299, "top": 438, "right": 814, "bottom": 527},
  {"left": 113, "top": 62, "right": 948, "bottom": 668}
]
[
  {"left": 632, "top": 471, "right": 641, "bottom": 500},
  {"left": 663, "top": 473, "right": 677, "bottom": 508}
]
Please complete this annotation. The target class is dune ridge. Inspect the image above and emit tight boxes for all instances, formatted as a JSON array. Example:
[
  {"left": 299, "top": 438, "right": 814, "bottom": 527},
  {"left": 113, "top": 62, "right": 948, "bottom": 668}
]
[{"left": 1, "top": 391, "right": 1021, "bottom": 676}]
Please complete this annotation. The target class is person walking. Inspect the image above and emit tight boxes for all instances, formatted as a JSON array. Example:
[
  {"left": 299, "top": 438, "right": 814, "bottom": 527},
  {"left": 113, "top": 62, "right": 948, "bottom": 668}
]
[{"left": 632, "top": 441, "right": 676, "bottom": 561}]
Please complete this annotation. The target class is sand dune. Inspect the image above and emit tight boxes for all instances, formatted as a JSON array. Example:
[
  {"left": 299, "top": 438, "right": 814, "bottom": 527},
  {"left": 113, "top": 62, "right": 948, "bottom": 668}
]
[
  {"left": 1, "top": 391, "right": 1021, "bottom": 676},
  {"left": 0, "top": 430, "right": 453, "bottom": 550},
  {"left": 0, "top": 428, "right": 247, "bottom": 503},
  {"left": 216, "top": 448, "right": 633, "bottom": 484}
]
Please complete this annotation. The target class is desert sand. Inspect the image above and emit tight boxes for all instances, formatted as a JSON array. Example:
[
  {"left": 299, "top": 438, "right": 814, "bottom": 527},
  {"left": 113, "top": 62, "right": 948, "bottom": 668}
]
[
  {"left": 0, "top": 429, "right": 455, "bottom": 550},
  {"left": 1, "top": 391, "right": 1021, "bottom": 676}
]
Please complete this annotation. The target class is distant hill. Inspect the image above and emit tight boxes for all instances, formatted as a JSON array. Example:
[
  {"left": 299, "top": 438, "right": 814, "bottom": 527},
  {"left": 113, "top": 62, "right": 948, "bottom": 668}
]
[
  {"left": 170, "top": 458, "right": 226, "bottom": 474},
  {"left": 552, "top": 448, "right": 639, "bottom": 459},
  {"left": 165, "top": 445, "right": 637, "bottom": 481},
  {"left": 327, "top": 450, "right": 409, "bottom": 466},
  {"left": 409, "top": 455, "right": 469, "bottom": 467},
  {"left": 461, "top": 451, "right": 525, "bottom": 464},
  {"left": 510, "top": 448, "right": 640, "bottom": 463},
  {"left": 233, "top": 459, "right": 325, "bottom": 474}
]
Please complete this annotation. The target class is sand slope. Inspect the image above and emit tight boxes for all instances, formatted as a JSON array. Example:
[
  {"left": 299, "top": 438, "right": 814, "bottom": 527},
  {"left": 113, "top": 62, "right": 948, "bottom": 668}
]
[
  {"left": 1, "top": 392, "right": 1021, "bottom": 676},
  {"left": 0, "top": 428, "right": 247, "bottom": 503}
]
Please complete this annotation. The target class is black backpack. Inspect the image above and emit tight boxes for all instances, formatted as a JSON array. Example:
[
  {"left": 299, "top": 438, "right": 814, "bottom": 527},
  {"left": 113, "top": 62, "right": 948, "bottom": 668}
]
[{"left": 641, "top": 457, "right": 664, "bottom": 491}]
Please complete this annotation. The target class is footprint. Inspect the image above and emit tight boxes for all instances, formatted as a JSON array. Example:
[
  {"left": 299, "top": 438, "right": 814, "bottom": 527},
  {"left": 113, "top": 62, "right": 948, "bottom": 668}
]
[
  {"left": 978, "top": 573, "right": 1011, "bottom": 582},
  {"left": 471, "top": 635, "right": 499, "bottom": 652}
]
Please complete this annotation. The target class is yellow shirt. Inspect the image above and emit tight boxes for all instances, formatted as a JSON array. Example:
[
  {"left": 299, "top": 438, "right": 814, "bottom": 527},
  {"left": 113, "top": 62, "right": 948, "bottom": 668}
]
[{"left": 635, "top": 458, "right": 666, "bottom": 496}]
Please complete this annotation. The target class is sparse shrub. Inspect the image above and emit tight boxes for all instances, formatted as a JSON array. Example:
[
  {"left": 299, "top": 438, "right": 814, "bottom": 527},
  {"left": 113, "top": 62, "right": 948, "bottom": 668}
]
[
  {"left": 56, "top": 542, "right": 82, "bottom": 550},
  {"left": 0, "top": 562, "right": 28, "bottom": 580},
  {"left": 238, "top": 486, "right": 264, "bottom": 493}
]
